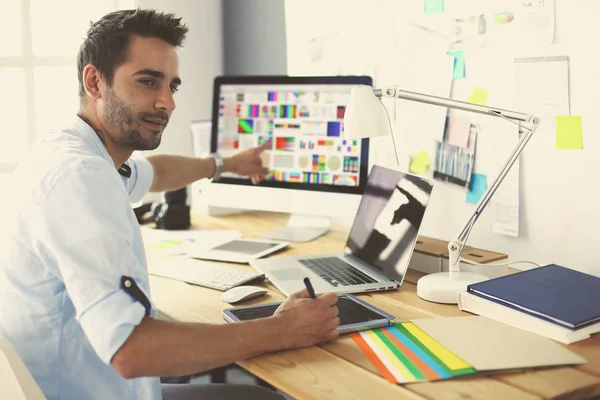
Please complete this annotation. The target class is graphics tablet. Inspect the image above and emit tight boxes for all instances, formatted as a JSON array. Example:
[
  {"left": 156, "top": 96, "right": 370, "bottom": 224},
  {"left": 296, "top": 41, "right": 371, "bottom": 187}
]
[
  {"left": 222, "top": 294, "right": 395, "bottom": 334},
  {"left": 188, "top": 238, "right": 289, "bottom": 264}
]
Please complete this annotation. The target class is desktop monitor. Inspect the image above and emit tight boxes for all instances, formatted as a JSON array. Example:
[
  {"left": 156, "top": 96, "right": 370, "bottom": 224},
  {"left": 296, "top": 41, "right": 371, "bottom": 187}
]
[{"left": 203, "top": 75, "right": 372, "bottom": 242}]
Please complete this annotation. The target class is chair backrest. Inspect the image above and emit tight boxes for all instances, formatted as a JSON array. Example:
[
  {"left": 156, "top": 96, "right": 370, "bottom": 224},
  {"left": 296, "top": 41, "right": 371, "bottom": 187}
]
[{"left": 0, "top": 338, "right": 46, "bottom": 400}]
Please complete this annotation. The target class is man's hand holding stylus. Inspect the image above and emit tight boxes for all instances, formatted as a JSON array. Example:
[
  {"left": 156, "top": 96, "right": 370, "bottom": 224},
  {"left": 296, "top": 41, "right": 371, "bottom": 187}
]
[{"left": 272, "top": 289, "right": 340, "bottom": 349}]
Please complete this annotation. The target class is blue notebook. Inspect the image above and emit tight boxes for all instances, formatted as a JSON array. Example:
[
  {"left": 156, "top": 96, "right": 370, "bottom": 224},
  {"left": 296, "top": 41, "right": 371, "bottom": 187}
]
[{"left": 467, "top": 264, "right": 600, "bottom": 330}]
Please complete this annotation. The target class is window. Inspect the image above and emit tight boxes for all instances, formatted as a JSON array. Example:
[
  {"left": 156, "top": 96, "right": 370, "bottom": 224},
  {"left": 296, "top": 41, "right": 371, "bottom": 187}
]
[{"left": 0, "top": 0, "right": 134, "bottom": 173}]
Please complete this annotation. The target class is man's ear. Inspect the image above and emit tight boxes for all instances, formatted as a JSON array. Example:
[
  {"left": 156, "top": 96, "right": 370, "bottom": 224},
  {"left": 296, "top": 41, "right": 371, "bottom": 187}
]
[{"left": 81, "top": 64, "right": 104, "bottom": 101}]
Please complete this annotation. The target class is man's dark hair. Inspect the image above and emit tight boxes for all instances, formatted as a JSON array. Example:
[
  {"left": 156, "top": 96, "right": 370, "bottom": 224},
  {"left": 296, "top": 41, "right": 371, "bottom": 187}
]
[{"left": 77, "top": 9, "right": 188, "bottom": 97}]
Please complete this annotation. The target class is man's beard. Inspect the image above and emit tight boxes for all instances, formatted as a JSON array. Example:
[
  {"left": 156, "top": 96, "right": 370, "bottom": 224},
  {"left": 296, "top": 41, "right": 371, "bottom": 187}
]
[{"left": 104, "top": 88, "right": 168, "bottom": 151}]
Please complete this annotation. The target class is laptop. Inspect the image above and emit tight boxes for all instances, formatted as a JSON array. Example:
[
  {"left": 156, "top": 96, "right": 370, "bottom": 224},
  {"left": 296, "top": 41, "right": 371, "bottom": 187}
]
[{"left": 250, "top": 165, "right": 434, "bottom": 296}]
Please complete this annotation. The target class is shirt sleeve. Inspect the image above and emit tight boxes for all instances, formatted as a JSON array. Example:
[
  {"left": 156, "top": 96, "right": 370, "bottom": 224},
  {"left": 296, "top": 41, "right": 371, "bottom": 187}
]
[
  {"left": 33, "top": 161, "right": 152, "bottom": 365},
  {"left": 125, "top": 156, "right": 154, "bottom": 203}
]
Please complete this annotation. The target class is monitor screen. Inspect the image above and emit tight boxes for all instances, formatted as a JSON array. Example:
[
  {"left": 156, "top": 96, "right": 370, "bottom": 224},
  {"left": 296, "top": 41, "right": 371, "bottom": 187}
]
[{"left": 210, "top": 76, "right": 372, "bottom": 195}]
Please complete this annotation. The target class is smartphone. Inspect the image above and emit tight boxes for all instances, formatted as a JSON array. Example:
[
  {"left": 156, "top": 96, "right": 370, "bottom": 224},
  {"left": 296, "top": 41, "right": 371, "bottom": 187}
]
[{"left": 222, "top": 294, "right": 395, "bottom": 334}]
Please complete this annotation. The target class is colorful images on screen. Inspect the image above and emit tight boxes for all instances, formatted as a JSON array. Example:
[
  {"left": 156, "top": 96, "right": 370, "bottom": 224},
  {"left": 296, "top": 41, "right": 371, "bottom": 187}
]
[
  {"left": 327, "top": 121, "right": 342, "bottom": 137},
  {"left": 279, "top": 105, "right": 298, "bottom": 119},
  {"left": 343, "top": 156, "right": 359, "bottom": 173},
  {"left": 238, "top": 119, "right": 254, "bottom": 134},
  {"left": 299, "top": 139, "right": 316, "bottom": 150},
  {"left": 268, "top": 91, "right": 303, "bottom": 102},
  {"left": 303, "top": 172, "right": 320, "bottom": 184},
  {"left": 258, "top": 136, "right": 273, "bottom": 149},
  {"left": 266, "top": 171, "right": 303, "bottom": 182},
  {"left": 218, "top": 84, "right": 363, "bottom": 187},
  {"left": 321, "top": 173, "right": 333, "bottom": 184},
  {"left": 275, "top": 137, "right": 296, "bottom": 152},
  {"left": 333, "top": 174, "right": 357, "bottom": 186},
  {"left": 312, "top": 154, "right": 327, "bottom": 171}
]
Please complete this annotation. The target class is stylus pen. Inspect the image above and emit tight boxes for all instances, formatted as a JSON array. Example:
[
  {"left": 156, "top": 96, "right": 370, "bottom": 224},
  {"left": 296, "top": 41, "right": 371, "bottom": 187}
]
[{"left": 303, "top": 277, "right": 316, "bottom": 299}]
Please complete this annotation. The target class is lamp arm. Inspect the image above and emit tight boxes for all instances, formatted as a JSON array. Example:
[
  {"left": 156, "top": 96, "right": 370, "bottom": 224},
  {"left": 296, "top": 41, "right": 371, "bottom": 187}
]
[{"left": 375, "top": 86, "right": 541, "bottom": 275}]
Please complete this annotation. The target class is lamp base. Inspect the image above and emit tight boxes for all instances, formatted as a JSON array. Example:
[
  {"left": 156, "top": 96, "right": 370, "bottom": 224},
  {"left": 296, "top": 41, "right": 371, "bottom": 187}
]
[{"left": 417, "top": 271, "right": 488, "bottom": 304}]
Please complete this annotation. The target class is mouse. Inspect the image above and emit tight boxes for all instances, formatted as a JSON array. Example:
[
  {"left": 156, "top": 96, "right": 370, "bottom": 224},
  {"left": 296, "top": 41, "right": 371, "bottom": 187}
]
[{"left": 221, "top": 286, "right": 268, "bottom": 304}]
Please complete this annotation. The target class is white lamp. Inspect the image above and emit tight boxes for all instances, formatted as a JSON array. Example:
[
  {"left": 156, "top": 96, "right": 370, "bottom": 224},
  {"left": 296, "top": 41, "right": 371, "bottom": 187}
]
[{"left": 344, "top": 86, "right": 540, "bottom": 304}]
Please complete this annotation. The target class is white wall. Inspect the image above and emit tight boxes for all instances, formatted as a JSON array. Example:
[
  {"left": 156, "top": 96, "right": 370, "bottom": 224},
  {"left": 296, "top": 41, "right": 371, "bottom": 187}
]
[
  {"left": 285, "top": 0, "right": 600, "bottom": 275},
  {"left": 222, "top": 0, "right": 287, "bottom": 75},
  {"left": 415, "top": 1, "right": 600, "bottom": 275}
]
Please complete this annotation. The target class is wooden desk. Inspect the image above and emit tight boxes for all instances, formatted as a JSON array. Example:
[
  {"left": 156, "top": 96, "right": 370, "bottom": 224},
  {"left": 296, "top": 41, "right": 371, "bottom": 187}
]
[{"left": 148, "top": 211, "right": 600, "bottom": 400}]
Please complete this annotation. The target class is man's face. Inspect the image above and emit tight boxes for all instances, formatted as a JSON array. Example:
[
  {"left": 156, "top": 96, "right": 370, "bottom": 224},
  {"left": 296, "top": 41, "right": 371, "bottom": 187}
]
[{"left": 100, "top": 36, "right": 181, "bottom": 151}]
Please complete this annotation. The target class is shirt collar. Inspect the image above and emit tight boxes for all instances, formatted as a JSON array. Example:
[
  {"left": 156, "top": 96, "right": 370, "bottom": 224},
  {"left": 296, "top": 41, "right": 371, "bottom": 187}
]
[{"left": 69, "top": 116, "right": 115, "bottom": 166}]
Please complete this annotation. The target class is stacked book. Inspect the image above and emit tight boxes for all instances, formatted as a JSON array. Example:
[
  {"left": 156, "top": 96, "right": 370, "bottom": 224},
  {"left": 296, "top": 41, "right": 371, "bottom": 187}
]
[{"left": 458, "top": 264, "right": 600, "bottom": 344}]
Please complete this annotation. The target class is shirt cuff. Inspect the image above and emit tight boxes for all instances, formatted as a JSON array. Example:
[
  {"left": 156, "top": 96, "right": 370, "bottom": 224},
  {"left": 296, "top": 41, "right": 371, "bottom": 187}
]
[
  {"left": 78, "top": 289, "right": 146, "bottom": 365},
  {"left": 128, "top": 157, "right": 154, "bottom": 203}
]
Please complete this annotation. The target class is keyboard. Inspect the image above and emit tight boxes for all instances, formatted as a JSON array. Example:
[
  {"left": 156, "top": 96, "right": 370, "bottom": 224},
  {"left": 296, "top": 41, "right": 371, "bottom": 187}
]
[
  {"left": 148, "top": 257, "right": 264, "bottom": 291},
  {"left": 299, "top": 257, "right": 377, "bottom": 287}
]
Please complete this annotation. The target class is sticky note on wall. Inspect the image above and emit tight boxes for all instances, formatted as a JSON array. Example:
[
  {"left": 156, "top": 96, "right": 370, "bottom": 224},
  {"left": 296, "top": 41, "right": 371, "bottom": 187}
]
[
  {"left": 424, "top": 0, "right": 444, "bottom": 14},
  {"left": 410, "top": 150, "right": 431, "bottom": 174},
  {"left": 447, "top": 50, "right": 466, "bottom": 80},
  {"left": 467, "top": 88, "right": 488, "bottom": 105},
  {"left": 467, "top": 174, "right": 487, "bottom": 204},
  {"left": 555, "top": 116, "right": 583, "bottom": 149}
]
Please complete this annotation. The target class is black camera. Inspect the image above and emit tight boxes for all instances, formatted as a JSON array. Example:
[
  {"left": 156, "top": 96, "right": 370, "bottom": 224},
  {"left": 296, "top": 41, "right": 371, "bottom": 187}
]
[{"left": 134, "top": 187, "right": 191, "bottom": 230}]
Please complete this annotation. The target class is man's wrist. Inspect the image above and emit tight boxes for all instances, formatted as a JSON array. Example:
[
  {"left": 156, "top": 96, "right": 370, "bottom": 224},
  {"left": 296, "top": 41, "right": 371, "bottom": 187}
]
[
  {"left": 209, "top": 153, "right": 224, "bottom": 180},
  {"left": 222, "top": 156, "right": 235, "bottom": 175},
  {"left": 259, "top": 315, "right": 287, "bottom": 352}
]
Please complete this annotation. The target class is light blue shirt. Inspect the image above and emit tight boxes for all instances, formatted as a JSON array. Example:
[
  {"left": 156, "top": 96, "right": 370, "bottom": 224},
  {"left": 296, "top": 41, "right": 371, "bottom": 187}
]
[{"left": 0, "top": 117, "right": 161, "bottom": 399}]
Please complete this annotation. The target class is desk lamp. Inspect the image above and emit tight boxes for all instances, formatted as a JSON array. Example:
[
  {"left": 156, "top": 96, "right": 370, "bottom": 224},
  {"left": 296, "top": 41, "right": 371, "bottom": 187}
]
[{"left": 344, "top": 86, "right": 540, "bottom": 304}]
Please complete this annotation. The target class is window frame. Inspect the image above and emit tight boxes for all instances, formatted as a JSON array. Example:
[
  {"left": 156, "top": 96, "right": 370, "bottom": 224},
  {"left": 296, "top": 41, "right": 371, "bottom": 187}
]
[{"left": 0, "top": 0, "right": 134, "bottom": 173}]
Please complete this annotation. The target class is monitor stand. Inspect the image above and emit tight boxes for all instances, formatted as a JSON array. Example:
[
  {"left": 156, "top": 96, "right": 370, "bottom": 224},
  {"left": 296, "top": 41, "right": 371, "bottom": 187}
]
[{"left": 258, "top": 214, "right": 331, "bottom": 242}]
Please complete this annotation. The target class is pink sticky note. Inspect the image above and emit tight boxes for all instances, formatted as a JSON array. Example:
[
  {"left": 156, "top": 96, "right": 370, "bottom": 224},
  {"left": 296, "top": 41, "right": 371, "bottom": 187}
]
[{"left": 448, "top": 116, "right": 471, "bottom": 148}]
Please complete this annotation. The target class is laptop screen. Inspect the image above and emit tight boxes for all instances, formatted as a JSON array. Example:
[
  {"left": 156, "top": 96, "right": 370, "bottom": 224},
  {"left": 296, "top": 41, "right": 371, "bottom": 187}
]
[{"left": 345, "top": 165, "right": 434, "bottom": 282}]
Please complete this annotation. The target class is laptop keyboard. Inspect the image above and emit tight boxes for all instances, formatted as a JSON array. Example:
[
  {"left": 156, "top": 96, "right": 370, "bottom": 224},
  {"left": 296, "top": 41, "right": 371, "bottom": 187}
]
[{"left": 299, "top": 257, "right": 377, "bottom": 287}]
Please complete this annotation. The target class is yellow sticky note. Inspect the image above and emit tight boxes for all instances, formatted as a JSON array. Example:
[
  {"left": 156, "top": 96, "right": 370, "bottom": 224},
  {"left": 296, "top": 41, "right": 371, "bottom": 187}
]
[
  {"left": 556, "top": 116, "right": 583, "bottom": 150},
  {"left": 409, "top": 150, "right": 430, "bottom": 174},
  {"left": 467, "top": 88, "right": 488, "bottom": 105}
]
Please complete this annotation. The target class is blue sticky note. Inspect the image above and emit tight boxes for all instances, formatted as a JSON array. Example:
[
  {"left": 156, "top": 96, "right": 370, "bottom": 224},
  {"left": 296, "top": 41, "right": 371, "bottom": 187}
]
[
  {"left": 447, "top": 50, "right": 466, "bottom": 80},
  {"left": 467, "top": 174, "right": 487, "bottom": 204},
  {"left": 424, "top": 0, "right": 444, "bottom": 14}
]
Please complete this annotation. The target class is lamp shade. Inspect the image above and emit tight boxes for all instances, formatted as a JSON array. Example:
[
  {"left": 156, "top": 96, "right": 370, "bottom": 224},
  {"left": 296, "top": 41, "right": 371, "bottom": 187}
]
[{"left": 343, "top": 85, "right": 391, "bottom": 139}]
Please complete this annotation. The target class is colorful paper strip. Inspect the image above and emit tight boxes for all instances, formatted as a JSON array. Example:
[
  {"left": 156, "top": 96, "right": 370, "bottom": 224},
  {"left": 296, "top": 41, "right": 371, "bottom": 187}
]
[{"left": 350, "top": 322, "right": 476, "bottom": 384}]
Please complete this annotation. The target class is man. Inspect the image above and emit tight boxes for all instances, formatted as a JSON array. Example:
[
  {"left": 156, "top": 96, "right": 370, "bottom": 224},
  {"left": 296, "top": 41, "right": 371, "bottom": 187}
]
[{"left": 0, "top": 9, "right": 340, "bottom": 400}]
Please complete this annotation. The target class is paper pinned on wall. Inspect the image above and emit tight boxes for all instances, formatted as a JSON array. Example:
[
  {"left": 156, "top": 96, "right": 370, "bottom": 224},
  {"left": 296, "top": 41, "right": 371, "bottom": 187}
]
[
  {"left": 555, "top": 115, "right": 583, "bottom": 150},
  {"left": 447, "top": 50, "right": 466, "bottom": 80},
  {"left": 514, "top": 56, "right": 570, "bottom": 140},
  {"left": 485, "top": 0, "right": 556, "bottom": 48},
  {"left": 447, "top": 115, "right": 470, "bottom": 148},
  {"left": 466, "top": 173, "right": 487, "bottom": 204},
  {"left": 424, "top": 0, "right": 444, "bottom": 14}
]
